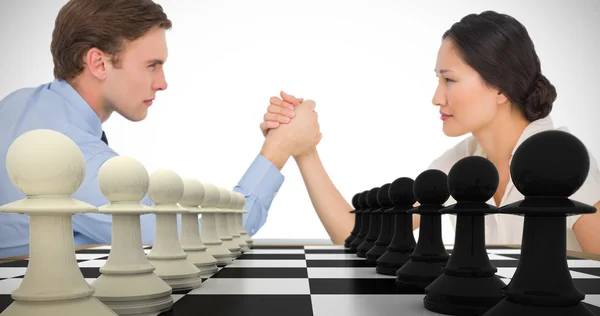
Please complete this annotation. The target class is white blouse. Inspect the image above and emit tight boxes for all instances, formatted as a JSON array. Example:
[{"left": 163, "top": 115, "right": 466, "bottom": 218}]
[{"left": 428, "top": 115, "right": 600, "bottom": 252}]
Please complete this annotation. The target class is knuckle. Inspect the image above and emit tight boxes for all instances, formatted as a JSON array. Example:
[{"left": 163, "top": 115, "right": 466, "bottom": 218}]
[
  {"left": 267, "top": 104, "right": 281, "bottom": 114},
  {"left": 263, "top": 112, "right": 270, "bottom": 120},
  {"left": 269, "top": 96, "right": 281, "bottom": 105},
  {"left": 277, "top": 114, "right": 288, "bottom": 122}
]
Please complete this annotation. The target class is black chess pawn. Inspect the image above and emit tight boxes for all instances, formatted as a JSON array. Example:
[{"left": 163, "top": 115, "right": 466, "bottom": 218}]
[
  {"left": 357, "top": 187, "right": 381, "bottom": 258},
  {"left": 375, "top": 177, "right": 417, "bottom": 275},
  {"left": 423, "top": 156, "right": 506, "bottom": 315},
  {"left": 349, "top": 190, "right": 371, "bottom": 253},
  {"left": 396, "top": 169, "right": 451, "bottom": 292},
  {"left": 344, "top": 193, "right": 363, "bottom": 248},
  {"left": 484, "top": 130, "right": 597, "bottom": 316},
  {"left": 366, "top": 183, "right": 395, "bottom": 265}
]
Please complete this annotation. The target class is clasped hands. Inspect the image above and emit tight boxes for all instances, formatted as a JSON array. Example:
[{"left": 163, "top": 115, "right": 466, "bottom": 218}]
[{"left": 258, "top": 91, "right": 321, "bottom": 167}]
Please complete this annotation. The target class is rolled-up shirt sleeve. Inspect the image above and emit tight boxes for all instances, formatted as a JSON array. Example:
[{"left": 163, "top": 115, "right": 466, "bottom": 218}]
[{"left": 233, "top": 154, "right": 285, "bottom": 236}]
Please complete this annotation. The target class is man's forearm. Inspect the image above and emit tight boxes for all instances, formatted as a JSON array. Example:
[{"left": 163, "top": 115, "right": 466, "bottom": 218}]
[
  {"left": 259, "top": 138, "right": 291, "bottom": 170},
  {"left": 294, "top": 149, "right": 354, "bottom": 244}
]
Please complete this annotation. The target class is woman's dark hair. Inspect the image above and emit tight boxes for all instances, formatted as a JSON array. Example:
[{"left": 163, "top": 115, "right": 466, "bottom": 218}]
[{"left": 442, "top": 10, "right": 556, "bottom": 121}]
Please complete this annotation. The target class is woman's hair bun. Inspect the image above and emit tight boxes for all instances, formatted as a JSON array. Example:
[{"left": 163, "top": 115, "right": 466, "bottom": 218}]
[{"left": 522, "top": 74, "right": 556, "bottom": 121}]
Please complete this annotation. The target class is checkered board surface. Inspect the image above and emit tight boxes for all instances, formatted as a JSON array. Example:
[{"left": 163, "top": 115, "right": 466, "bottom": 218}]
[{"left": 1, "top": 245, "right": 600, "bottom": 315}]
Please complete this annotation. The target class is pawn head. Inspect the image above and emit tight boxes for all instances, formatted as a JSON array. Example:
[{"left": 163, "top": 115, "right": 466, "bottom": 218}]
[
  {"left": 366, "top": 187, "right": 380, "bottom": 209},
  {"left": 148, "top": 169, "right": 184, "bottom": 204},
  {"left": 448, "top": 156, "right": 499, "bottom": 202},
  {"left": 414, "top": 169, "right": 449, "bottom": 205},
  {"left": 236, "top": 192, "right": 247, "bottom": 210},
  {"left": 6, "top": 129, "right": 85, "bottom": 197},
  {"left": 180, "top": 178, "right": 206, "bottom": 206},
  {"left": 376, "top": 183, "right": 393, "bottom": 208},
  {"left": 98, "top": 156, "right": 149, "bottom": 202},
  {"left": 201, "top": 183, "right": 220, "bottom": 207},
  {"left": 511, "top": 130, "right": 590, "bottom": 197},
  {"left": 217, "top": 187, "right": 231, "bottom": 208},
  {"left": 351, "top": 193, "right": 361, "bottom": 210},
  {"left": 358, "top": 190, "right": 369, "bottom": 209},
  {"left": 389, "top": 177, "right": 416, "bottom": 207}
]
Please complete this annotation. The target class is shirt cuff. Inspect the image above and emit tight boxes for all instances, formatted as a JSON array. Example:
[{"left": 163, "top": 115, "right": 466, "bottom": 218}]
[{"left": 235, "top": 154, "right": 284, "bottom": 206}]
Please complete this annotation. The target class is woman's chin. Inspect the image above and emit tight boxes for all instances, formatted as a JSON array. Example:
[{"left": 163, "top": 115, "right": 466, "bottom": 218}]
[{"left": 442, "top": 123, "right": 468, "bottom": 137}]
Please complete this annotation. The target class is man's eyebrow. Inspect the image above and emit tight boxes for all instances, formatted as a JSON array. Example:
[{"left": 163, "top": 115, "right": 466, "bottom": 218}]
[{"left": 147, "top": 59, "right": 165, "bottom": 65}]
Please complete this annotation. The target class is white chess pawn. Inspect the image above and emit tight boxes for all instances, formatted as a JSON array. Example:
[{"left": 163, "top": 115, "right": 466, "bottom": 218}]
[
  {"left": 179, "top": 178, "right": 219, "bottom": 277},
  {"left": 235, "top": 192, "right": 254, "bottom": 248},
  {"left": 0, "top": 129, "right": 116, "bottom": 316},
  {"left": 226, "top": 190, "right": 249, "bottom": 253},
  {"left": 91, "top": 156, "right": 173, "bottom": 315},
  {"left": 215, "top": 187, "right": 242, "bottom": 258},
  {"left": 145, "top": 169, "right": 202, "bottom": 290},
  {"left": 230, "top": 192, "right": 250, "bottom": 252},
  {"left": 198, "top": 183, "right": 234, "bottom": 266}
]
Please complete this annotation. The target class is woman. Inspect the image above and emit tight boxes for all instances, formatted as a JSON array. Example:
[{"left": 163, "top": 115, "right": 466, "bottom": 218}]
[{"left": 260, "top": 11, "right": 600, "bottom": 254}]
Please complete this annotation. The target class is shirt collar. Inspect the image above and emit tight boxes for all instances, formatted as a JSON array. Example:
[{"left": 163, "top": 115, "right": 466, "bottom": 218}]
[
  {"left": 468, "top": 115, "right": 555, "bottom": 159},
  {"left": 47, "top": 78, "right": 103, "bottom": 138}
]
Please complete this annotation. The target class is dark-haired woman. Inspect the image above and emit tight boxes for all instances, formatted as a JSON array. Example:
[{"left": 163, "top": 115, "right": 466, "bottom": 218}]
[{"left": 260, "top": 11, "right": 600, "bottom": 254}]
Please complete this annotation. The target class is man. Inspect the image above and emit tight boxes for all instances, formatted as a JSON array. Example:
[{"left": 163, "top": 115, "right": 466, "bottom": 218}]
[{"left": 0, "top": 0, "right": 320, "bottom": 258}]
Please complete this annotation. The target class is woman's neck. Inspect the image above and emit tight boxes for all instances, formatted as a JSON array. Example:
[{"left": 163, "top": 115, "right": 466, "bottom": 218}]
[{"left": 472, "top": 107, "right": 530, "bottom": 167}]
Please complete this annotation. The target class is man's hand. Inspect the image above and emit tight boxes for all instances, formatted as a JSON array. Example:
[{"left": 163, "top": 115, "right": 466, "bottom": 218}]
[{"left": 260, "top": 91, "right": 303, "bottom": 137}]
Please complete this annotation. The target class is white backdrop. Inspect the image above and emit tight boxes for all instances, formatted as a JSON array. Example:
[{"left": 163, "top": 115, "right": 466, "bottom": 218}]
[{"left": 0, "top": 0, "right": 599, "bottom": 244}]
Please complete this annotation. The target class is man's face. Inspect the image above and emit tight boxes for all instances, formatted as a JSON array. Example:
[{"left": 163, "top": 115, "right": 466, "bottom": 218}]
[{"left": 103, "top": 27, "right": 168, "bottom": 122}]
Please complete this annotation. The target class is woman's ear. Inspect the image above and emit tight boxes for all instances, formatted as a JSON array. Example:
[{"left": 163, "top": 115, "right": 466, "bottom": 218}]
[{"left": 496, "top": 90, "right": 509, "bottom": 105}]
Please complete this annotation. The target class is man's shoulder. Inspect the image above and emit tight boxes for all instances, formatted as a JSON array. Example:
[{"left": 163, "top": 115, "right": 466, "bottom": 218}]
[
  {"left": 0, "top": 82, "right": 65, "bottom": 119},
  {"left": 0, "top": 82, "right": 115, "bottom": 160},
  {"left": 0, "top": 84, "right": 41, "bottom": 106}
]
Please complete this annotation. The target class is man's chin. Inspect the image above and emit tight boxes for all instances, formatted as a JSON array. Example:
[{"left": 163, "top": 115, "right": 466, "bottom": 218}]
[{"left": 118, "top": 109, "right": 148, "bottom": 122}]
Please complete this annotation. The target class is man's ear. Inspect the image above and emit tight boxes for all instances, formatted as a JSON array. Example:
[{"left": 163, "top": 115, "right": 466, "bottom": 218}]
[{"left": 85, "top": 48, "right": 109, "bottom": 80}]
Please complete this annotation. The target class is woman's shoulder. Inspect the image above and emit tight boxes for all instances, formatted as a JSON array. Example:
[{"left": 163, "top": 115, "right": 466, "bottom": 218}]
[{"left": 428, "top": 136, "right": 479, "bottom": 174}]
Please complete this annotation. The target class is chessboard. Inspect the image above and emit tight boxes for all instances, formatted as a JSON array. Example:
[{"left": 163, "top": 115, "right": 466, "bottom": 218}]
[{"left": 1, "top": 244, "right": 600, "bottom": 315}]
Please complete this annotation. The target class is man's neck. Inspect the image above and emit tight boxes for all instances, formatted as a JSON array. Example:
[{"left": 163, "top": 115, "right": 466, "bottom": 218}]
[{"left": 68, "top": 75, "right": 112, "bottom": 123}]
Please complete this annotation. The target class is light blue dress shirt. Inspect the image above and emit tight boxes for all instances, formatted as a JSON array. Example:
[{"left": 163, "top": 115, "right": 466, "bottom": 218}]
[{"left": 0, "top": 79, "right": 284, "bottom": 258}]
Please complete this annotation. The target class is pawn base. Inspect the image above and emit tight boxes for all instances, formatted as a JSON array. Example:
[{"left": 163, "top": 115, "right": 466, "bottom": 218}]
[
  {"left": 147, "top": 258, "right": 202, "bottom": 291},
  {"left": 348, "top": 236, "right": 364, "bottom": 253},
  {"left": 396, "top": 258, "right": 447, "bottom": 291},
  {"left": 375, "top": 249, "right": 412, "bottom": 275},
  {"left": 483, "top": 298, "right": 596, "bottom": 316},
  {"left": 231, "top": 236, "right": 248, "bottom": 253},
  {"left": 222, "top": 239, "right": 242, "bottom": 258},
  {"left": 365, "top": 244, "right": 388, "bottom": 266},
  {"left": 215, "top": 257, "right": 234, "bottom": 267},
  {"left": 344, "top": 234, "right": 356, "bottom": 248},
  {"left": 356, "top": 239, "right": 375, "bottom": 258},
  {"left": 423, "top": 272, "right": 506, "bottom": 315},
  {"left": 205, "top": 244, "right": 234, "bottom": 266},
  {"left": 183, "top": 249, "right": 219, "bottom": 277},
  {"left": 92, "top": 271, "right": 173, "bottom": 315},
  {"left": 240, "top": 233, "right": 253, "bottom": 248},
  {"left": 1, "top": 295, "right": 117, "bottom": 316},
  {"left": 197, "top": 263, "right": 219, "bottom": 277}
]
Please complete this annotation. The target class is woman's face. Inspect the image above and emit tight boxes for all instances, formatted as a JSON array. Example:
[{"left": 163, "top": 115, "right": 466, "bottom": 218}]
[{"left": 432, "top": 38, "right": 504, "bottom": 137}]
